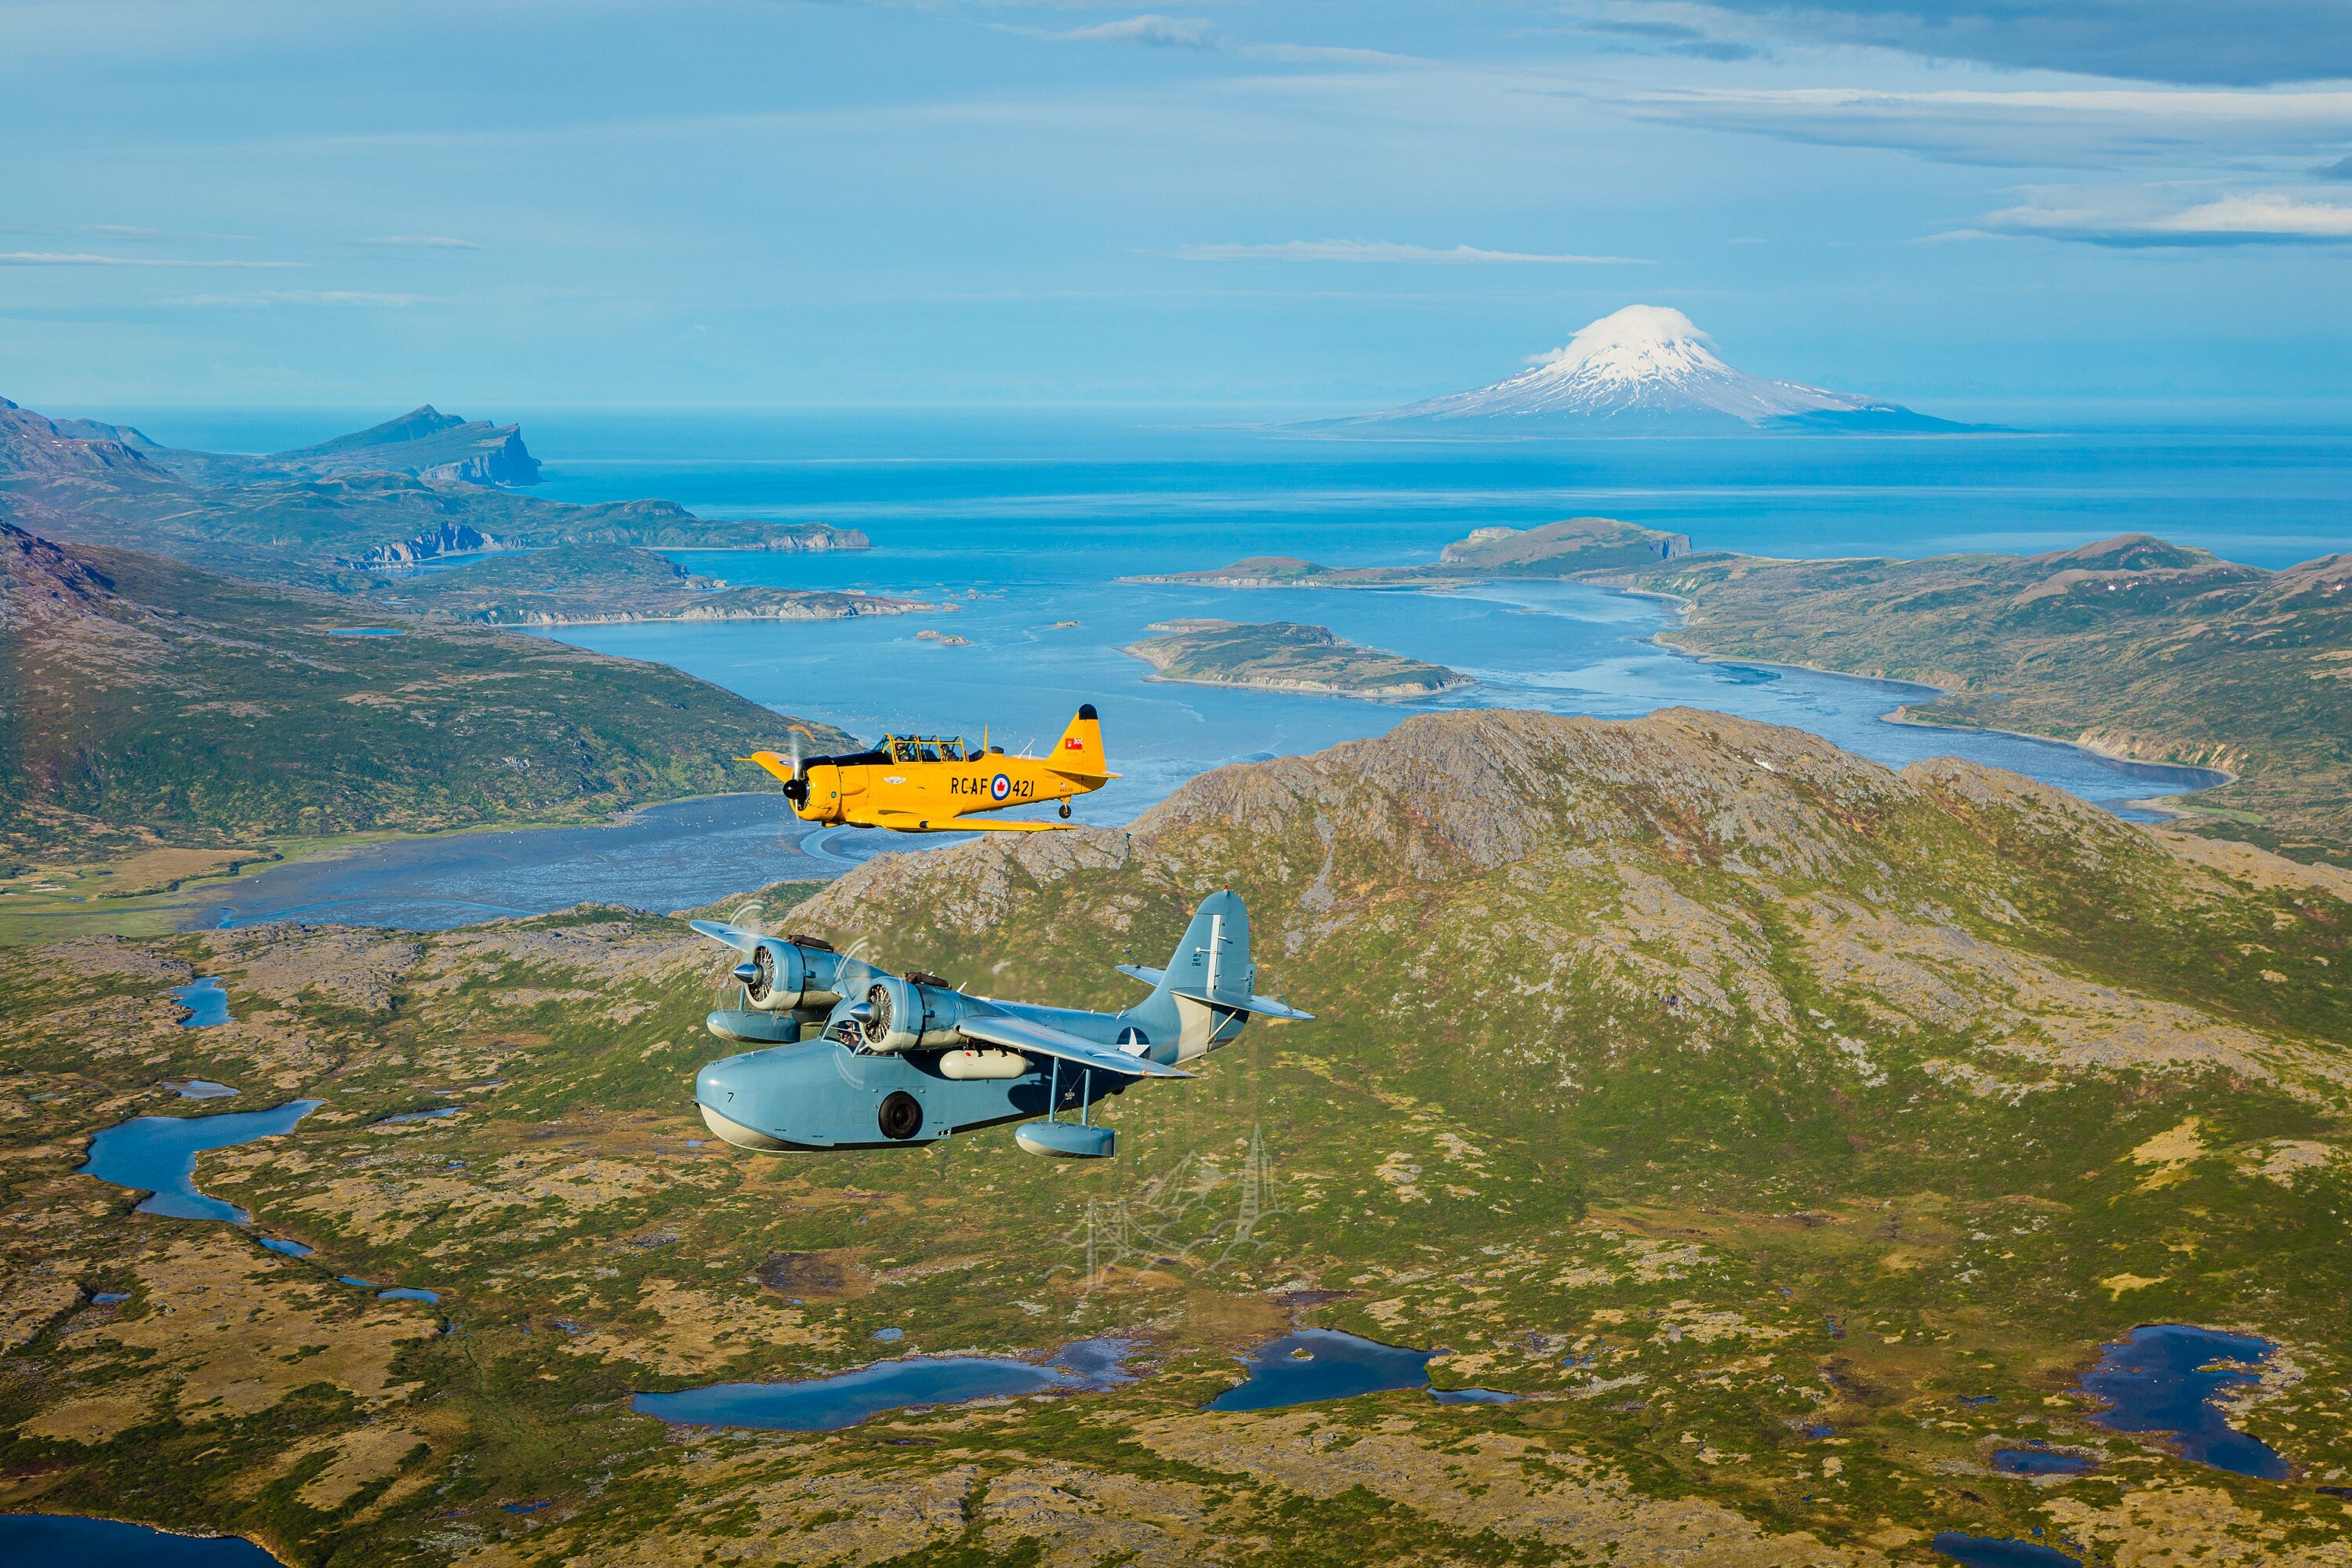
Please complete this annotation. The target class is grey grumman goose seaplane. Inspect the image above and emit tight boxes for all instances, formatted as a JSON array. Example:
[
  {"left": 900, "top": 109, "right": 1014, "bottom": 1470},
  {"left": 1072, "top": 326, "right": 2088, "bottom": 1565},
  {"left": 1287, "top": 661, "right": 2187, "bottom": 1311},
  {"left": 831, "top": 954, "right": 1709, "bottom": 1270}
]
[{"left": 688, "top": 890, "right": 1307, "bottom": 1158}]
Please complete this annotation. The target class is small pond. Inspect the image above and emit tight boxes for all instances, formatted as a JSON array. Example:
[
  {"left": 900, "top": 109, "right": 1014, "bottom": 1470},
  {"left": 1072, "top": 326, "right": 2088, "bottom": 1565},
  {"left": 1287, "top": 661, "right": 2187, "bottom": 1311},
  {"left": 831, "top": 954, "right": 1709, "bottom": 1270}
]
[
  {"left": 169, "top": 978, "right": 230, "bottom": 1028},
  {"left": 2078, "top": 1324, "right": 2288, "bottom": 1479},
  {"left": 635, "top": 1338, "right": 1138, "bottom": 1432},
  {"left": 1430, "top": 1386, "right": 1521, "bottom": 1406},
  {"left": 1933, "top": 1533, "right": 2080, "bottom": 1568},
  {"left": 379, "top": 1287, "right": 440, "bottom": 1303},
  {"left": 1207, "top": 1329, "right": 1435, "bottom": 1413},
  {"left": 165, "top": 1080, "right": 236, "bottom": 1100},
  {"left": 258, "top": 1237, "right": 313, "bottom": 1258},
  {"left": 78, "top": 1101, "right": 322, "bottom": 1224},
  {"left": 325, "top": 626, "right": 405, "bottom": 637},
  {"left": 79, "top": 1105, "right": 322, "bottom": 1222},
  {"left": 1991, "top": 1447, "right": 2097, "bottom": 1477},
  {"left": 0, "top": 1514, "right": 276, "bottom": 1566}
]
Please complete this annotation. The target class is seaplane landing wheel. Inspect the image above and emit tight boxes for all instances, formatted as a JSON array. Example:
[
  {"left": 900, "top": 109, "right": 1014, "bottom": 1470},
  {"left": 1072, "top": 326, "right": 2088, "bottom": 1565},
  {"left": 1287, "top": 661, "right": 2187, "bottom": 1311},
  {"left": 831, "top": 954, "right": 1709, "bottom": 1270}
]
[{"left": 877, "top": 1091, "right": 924, "bottom": 1142}]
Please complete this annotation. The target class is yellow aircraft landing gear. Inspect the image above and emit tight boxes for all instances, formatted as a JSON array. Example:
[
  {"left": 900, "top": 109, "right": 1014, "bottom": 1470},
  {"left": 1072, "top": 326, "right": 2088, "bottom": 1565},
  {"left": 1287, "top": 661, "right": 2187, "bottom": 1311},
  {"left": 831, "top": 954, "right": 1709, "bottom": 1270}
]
[{"left": 1059, "top": 803, "right": 1073, "bottom": 818}]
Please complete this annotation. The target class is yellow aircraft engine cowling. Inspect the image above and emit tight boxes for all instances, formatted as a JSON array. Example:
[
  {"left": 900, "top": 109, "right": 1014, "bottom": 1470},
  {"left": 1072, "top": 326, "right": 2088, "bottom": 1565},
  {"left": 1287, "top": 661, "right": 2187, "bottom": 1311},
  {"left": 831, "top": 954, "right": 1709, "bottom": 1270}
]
[{"left": 857, "top": 975, "right": 987, "bottom": 1053}]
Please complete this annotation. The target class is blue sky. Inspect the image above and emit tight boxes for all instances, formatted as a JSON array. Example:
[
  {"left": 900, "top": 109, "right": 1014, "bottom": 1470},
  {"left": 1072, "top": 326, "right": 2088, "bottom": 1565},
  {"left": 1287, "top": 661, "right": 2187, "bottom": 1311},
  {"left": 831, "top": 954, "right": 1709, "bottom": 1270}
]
[{"left": 3, "top": 0, "right": 2349, "bottom": 416}]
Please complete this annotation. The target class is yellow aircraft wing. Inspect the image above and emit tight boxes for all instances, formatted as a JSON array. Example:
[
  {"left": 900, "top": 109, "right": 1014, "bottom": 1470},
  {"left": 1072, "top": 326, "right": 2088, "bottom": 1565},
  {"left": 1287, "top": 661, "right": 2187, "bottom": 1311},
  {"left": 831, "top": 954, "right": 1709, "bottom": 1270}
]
[{"left": 870, "top": 812, "right": 1071, "bottom": 834}]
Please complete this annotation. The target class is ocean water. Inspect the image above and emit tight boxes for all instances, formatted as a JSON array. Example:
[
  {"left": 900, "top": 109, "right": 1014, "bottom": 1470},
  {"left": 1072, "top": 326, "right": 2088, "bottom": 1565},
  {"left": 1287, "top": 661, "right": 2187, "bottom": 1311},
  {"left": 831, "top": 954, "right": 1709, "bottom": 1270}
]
[
  {"left": 157, "top": 416, "right": 2342, "bottom": 928},
  {"left": 513, "top": 417, "right": 2305, "bottom": 825}
]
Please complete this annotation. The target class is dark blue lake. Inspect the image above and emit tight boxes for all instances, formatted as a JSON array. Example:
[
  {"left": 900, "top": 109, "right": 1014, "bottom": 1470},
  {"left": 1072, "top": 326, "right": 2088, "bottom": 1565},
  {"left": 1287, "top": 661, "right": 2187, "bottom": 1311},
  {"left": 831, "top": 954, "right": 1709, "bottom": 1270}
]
[
  {"left": 0, "top": 1515, "right": 274, "bottom": 1566},
  {"left": 170, "top": 978, "right": 230, "bottom": 1028},
  {"left": 78, "top": 1101, "right": 322, "bottom": 1224},
  {"left": 1933, "top": 1533, "right": 2082, "bottom": 1568},
  {"left": 1991, "top": 1448, "right": 2097, "bottom": 1477},
  {"left": 635, "top": 1338, "right": 1136, "bottom": 1431},
  {"left": 1431, "top": 1386, "right": 1521, "bottom": 1405},
  {"left": 1207, "top": 1329, "right": 1435, "bottom": 1412},
  {"left": 2078, "top": 1324, "right": 2288, "bottom": 1480}
]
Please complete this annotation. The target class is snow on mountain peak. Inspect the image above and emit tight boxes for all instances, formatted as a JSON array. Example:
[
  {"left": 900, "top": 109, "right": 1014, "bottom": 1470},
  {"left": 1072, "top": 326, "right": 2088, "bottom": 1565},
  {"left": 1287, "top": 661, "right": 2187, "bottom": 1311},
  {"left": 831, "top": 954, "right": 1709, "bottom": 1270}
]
[
  {"left": 1336, "top": 303, "right": 1951, "bottom": 430},
  {"left": 1531, "top": 305, "right": 1727, "bottom": 385}
]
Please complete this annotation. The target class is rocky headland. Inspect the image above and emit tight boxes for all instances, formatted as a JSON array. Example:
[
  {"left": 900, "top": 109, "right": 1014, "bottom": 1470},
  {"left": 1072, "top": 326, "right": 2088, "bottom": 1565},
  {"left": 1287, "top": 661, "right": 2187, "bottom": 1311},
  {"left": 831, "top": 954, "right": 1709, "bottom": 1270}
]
[
  {"left": 1122, "top": 619, "right": 1472, "bottom": 699},
  {"left": 1124, "top": 517, "right": 1689, "bottom": 588}
]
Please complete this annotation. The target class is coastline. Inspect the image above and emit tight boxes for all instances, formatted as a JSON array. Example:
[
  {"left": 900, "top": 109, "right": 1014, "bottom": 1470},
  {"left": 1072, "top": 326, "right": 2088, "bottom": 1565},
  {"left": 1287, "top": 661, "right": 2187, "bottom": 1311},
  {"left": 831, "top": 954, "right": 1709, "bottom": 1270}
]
[
  {"left": 1645, "top": 626, "right": 2238, "bottom": 793},
  {"left": 0, "top": 1512, "right": 292, "bottom": 1567},
  {"left": 1130, "top": 669, "right": 1476, "bottom": 702},
  {"left": 0, "top": 791, "right": 809, "bottom": 945}
]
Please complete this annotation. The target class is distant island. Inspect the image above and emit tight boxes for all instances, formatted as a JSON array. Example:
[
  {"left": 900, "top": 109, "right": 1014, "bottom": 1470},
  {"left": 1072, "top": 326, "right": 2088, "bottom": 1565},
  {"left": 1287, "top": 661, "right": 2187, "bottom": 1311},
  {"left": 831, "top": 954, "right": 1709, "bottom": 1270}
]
[
  {"left": 1124, "top": 517, "right": 1688, "bottom": 589},
  {"left": 356, "top": 543, "right": 927, "bottom": 626},
  {"left": 0, "top": 395, "right": 872, "bottom": 590},
  {"left": 1123, "top": 619, "right": 1472, "bottom": 699}
]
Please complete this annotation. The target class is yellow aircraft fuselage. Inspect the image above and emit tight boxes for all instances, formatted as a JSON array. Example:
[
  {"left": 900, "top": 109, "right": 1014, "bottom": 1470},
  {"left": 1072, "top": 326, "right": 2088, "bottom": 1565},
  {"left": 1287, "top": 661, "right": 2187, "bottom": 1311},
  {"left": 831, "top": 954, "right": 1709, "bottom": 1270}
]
[{"left": 747, "top": 705, "right": 1115, "bottom": 834}]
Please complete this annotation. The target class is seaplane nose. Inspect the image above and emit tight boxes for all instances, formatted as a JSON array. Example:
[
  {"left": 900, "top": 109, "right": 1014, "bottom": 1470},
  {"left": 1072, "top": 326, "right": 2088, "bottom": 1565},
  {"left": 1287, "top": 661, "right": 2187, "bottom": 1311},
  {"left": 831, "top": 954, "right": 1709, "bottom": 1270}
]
[{"left": 694, "top": 1055, "right": 787, "bottom": 1152}]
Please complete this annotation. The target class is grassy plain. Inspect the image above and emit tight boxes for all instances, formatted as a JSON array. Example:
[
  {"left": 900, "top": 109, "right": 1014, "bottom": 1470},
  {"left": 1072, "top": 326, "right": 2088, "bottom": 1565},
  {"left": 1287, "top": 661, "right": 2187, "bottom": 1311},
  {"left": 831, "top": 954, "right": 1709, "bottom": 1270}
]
[{"left": 2, "top": 711, "right": 2348, "bottom": 1565}]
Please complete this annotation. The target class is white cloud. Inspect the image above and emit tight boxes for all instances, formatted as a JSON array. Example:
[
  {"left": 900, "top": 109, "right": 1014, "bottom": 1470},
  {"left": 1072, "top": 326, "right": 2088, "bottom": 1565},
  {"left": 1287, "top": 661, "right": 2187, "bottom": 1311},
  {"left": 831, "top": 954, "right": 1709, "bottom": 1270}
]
[
  {"left": 1978, "top": 187, "right": 2352, "bottom": 244},
  {"left": 1624, "top": 83, "right": 2352, "bottom": 169},
  {"left": 1177, "top": 240, "right": 1648, "bottom": 264},
  {"left": 169, "top": 289, "right": 434, "bottom": 306},
  {"left": 358, "top": 234, "right": 486, "bottom": 249},
  {"left": 1054, "top": 14, "right": 1216, "bottom": 49},
  {"left": 0, "top": 251, "right": 305, "bottom": 268},
  {"left": 83, "top": 224, "right": 256, "bottom": 241}
]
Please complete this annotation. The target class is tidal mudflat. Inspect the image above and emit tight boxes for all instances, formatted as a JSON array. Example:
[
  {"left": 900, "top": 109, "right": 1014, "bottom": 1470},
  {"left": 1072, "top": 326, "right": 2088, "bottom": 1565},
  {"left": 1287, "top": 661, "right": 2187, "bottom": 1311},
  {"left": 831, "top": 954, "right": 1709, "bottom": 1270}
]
[
  {"left": 176, "top": 793, "right": 843, "bottom": 932},
  {"left": 78, "top": 1100, "right": 323, "bottom": 1224}
]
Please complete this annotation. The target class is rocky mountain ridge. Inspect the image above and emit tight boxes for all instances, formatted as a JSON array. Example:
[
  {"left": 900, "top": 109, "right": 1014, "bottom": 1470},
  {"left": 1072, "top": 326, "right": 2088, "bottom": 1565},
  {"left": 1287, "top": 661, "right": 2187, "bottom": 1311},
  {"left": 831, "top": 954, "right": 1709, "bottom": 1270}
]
[{"left": 0, "top": 394, "right": 868, "bottom": 588}]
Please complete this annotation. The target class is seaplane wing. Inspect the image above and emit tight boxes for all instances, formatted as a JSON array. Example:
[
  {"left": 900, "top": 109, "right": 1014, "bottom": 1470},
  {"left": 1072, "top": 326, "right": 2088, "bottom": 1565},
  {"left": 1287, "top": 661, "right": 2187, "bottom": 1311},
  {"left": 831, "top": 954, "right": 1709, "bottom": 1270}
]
[
  {"left": 958, "top": 1013, "right": 1194, "bottom": 1080},
  {"left": 689, "top": 919, "right": 766, "bottom": 953},
  {"left": 869, "top": 812, "right": 1070, "bottom": 834}
]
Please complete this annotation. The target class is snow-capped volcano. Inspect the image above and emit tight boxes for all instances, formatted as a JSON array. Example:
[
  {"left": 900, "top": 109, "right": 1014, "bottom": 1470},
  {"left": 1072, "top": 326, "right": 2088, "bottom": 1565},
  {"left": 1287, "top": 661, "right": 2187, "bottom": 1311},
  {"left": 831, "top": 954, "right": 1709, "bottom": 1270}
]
[{"left": 1328, "top": 306, "right": 1969, "bottom": 433}]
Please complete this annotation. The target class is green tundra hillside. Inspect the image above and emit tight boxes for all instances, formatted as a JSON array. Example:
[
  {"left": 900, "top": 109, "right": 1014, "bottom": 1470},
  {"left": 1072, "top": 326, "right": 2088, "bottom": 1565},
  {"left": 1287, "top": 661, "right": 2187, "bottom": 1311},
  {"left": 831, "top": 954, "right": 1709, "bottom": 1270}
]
[
  {"left": 0, "top": 523, "right": 844, "bottom": 863},
  {"left": 1624, "top": 535, "right": 2352, "bottom": 863},
  {"left": 3, "top": 709, "right": 2347, "bottom": 1565}
]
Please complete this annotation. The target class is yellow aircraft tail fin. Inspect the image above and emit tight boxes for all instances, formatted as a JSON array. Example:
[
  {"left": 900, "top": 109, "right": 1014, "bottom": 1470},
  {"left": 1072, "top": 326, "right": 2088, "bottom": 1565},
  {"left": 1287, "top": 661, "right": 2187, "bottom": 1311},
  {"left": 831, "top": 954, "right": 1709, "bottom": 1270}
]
[{"left": 1047, "top": 703, "right": 1112, "bottom": 779}]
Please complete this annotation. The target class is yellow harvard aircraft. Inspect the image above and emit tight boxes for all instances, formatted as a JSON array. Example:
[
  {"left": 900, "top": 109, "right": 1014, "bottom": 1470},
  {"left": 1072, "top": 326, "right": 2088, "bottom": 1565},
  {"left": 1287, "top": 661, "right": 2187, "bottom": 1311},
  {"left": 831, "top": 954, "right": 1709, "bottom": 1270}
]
[{"left": 746, "top": 705, "right": 1115, "bottom": 833}]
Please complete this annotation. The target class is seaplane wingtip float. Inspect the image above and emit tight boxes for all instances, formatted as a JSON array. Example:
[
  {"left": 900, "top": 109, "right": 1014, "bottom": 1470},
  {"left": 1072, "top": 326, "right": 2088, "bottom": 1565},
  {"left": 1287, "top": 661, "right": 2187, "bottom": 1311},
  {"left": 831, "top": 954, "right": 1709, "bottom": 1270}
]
[
  {"left": 746, "top": 704, "right": 1116, "bottom": 835},
  {"left": 690, "top": 889, "right": 1305, "bottom": 1160}
]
